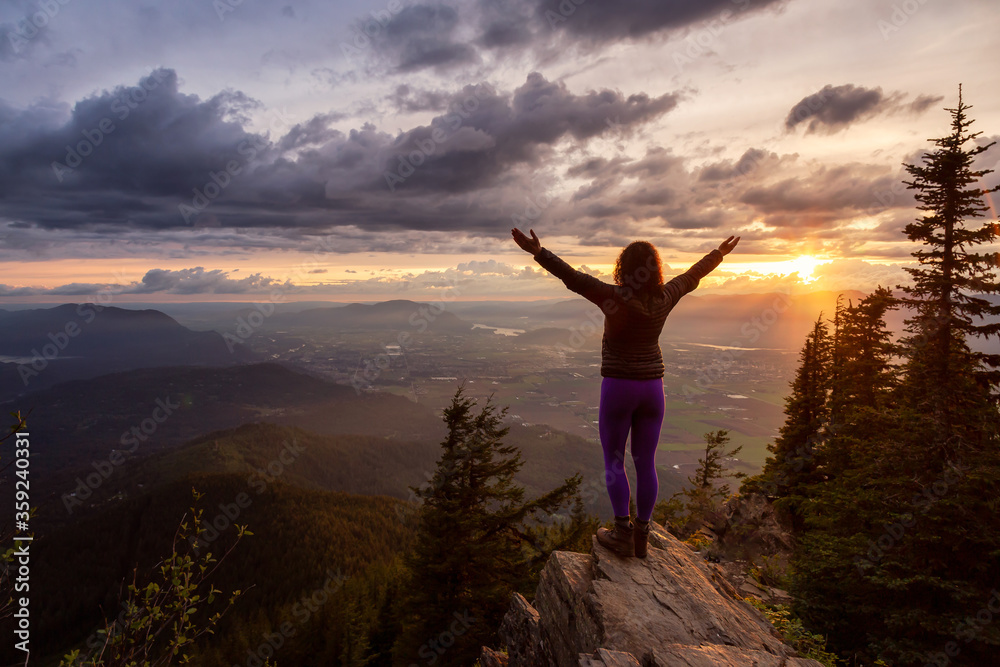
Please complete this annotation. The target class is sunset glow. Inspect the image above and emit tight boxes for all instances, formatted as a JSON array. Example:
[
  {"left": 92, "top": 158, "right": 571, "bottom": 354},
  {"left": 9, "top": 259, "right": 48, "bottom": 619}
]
[
  {"left": 780, "top": 256, "right": 824, "bottom": 282},
  {"left": 0, "top": 1, "right": 996, "bottom": 302}
]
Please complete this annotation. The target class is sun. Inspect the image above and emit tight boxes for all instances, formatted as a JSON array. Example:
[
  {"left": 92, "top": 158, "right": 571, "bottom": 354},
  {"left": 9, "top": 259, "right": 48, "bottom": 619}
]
[
  {"left": 785, "top": 255, "right": 822, "bottom": 282},
  {"left": 717, "top": 254, "right": 829, "bottom": 285}
]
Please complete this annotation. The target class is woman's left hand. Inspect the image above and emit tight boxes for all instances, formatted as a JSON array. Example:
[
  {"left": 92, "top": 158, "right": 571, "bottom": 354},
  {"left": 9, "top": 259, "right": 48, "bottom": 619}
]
[
  {"left": 718, "top": 236, "right": 740, "bottom": 256},
  {"left": 511, "top": 228, "right": 542, "bottom": 255}
]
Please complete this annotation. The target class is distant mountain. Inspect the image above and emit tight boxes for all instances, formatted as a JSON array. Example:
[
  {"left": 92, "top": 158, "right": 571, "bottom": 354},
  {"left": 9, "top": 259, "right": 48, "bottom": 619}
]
[
  {"left": 446, "top": 299, "right": 562, "bottom": 322},
  {"left": 0, "top": 303, "right": 255, "bottom": 400},
  {"left": 266, "top": 299, "right": 472, "bottom": 333},
  {"left": 2, "top": 362, "right": 445, "bottom": 487}
]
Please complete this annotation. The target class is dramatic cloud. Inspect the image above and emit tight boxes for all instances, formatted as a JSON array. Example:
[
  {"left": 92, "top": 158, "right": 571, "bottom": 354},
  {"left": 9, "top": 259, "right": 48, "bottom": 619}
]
[
  {"left": 527, "top": 0, "right": 787, "bottom": 44},
  {"left": 556, "top": 145, "right": 916, "bottom": 255},
  {"left": 785, "top": 84, "right": 943, "bottom": 134},
  {"left": 0, "top": 68, "right": 679, "bottom": 238},
  {"left": 353, "top": 0, "right": 792, "bottom": 76},
  {"left": 907, "top": 94, "right": 945, "bottom": 115},
  {"left": 0, "top": 0, "right": 995, "bottom": 297},
  {"left": 785, "top": 84, "right": 885, "bottom": 133},
  {"left": 0, "top": 68, "right": 269, "bottom": 229},
  {"left": 368, "top": 4, "right": 479, "bottom": 73},
  {"left": 131, "top": 267, "right": 290, "bottom": 294},
  {"left": 0, "top": 267, "right": 291, "bottom": 296}
]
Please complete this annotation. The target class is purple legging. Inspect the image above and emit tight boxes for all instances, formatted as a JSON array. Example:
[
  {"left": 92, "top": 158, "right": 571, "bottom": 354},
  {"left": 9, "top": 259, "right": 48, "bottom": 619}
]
[{"left": 599, "top": 376, "right": 665, "bottom": 522}]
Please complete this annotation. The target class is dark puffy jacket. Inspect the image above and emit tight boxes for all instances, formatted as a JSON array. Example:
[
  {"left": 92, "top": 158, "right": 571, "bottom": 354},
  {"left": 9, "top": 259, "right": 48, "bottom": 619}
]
[{"left": 533, "top": 247, "right": 723, "bottom": 379}]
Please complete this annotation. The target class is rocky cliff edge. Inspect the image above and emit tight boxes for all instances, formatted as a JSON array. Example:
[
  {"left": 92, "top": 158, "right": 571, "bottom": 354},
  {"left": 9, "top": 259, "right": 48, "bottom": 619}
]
[{"left": 480, "top": 521, "right": 823, "bottom": 667}]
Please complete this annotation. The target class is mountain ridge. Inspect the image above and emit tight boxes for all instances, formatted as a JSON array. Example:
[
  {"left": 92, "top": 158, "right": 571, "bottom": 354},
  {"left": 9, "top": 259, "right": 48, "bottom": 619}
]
[{"left": 0, "top": 302, "right": 255, "bottom": 400}]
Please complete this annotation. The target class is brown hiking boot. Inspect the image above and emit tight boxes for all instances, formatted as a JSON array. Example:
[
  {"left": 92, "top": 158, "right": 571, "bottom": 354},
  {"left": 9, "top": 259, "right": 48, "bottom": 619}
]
[
  {"left": 634, "top": 518, "right": 650, "bottom": 558},
  {"left": 597, "top": 516, "right": 635, "bottom": 557}
]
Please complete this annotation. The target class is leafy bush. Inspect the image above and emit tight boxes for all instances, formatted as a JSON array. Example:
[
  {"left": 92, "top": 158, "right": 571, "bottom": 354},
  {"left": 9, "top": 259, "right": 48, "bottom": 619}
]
[
  {"left": 743, "top": 596, "right": 841, "bottom": 666},
  {"left": 60, "top": 489, "right": 249, "bottom": 666}
]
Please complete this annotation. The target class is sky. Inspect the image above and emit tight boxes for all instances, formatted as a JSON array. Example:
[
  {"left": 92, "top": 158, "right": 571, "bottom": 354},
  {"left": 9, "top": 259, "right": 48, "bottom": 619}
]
[{"left": 0, "top": 0, "right": 998, "bottom": 302}]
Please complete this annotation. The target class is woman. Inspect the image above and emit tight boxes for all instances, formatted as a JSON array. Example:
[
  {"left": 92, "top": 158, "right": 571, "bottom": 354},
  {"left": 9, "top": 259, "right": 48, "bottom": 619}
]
[{"left": 511, "top": 227, "right": 740, "bottom": 558}]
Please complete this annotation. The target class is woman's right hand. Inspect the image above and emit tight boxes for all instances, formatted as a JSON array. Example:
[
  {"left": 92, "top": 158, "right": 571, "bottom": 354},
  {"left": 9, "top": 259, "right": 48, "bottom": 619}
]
[{"left": 511, "top": 228, "right": 542, "bottom": 255}]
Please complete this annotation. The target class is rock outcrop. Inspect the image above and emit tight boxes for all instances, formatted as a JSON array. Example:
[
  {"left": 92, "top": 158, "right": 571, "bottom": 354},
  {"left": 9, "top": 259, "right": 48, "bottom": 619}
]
[
  {"left": 481, "top": 521, "right": 823, "bottom": 667},
  {"left": 715, "top": 492, "right": 795, "bottom": 562}
]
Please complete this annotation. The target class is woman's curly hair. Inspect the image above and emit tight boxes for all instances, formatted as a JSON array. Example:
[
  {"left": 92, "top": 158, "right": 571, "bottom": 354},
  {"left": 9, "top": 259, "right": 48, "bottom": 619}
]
[{"left": 613, "top": 241, "right": 664, "bottom": 296}]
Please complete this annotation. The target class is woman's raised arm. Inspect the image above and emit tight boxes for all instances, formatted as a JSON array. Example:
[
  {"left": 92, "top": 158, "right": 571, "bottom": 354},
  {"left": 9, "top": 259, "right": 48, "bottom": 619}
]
[
  {"left": 511, "top": 227, "right": 542, "bottom": 256},
  {"left": 512, "top": 227, "right": 615, "bottom": 307}
]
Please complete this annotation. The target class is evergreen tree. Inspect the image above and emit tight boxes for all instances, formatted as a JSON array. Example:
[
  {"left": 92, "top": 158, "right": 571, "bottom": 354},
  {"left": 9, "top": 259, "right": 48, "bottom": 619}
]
[
  {"left": 790, "top": 90, "right": 1000, "bottom": 666},
  {"left": 828, "top": 288, "right": 896, "bottom": 422},
  {"left": 742, "top": 316, "right": 831, "bottom": 528},
  {"left": 656, "top": 430, "right": 745, "bottom": 538},
  {"left": 690, "top": 429, "right": 745, "bottom": 497},
  {"left": 823, "top": 287, "right": 898, "bottom": 478},
  {"left": 897, "top": 84, "right": 1000, "bottom": 446},
  {"left": 393, "top": 386, "right": 583, "bottom": 667}
]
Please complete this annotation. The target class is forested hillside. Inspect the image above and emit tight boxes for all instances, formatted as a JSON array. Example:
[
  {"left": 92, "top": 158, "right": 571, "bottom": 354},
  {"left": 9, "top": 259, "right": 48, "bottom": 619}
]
[
  {"left": 742, "top": 93, "right": 1000, "bottom": 665},
  {"left": 28, "top": 476, "right": 416, "bottom": 666}
]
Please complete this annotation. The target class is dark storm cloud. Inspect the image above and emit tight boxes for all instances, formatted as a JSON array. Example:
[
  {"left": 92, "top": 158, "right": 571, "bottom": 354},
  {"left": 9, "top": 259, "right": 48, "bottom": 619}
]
[
  {"left": 369, "top": 4, "right": 480, "bottom": 72},
  {"left": 785, "top": 84, "right": 886, "bottom": 133},
  {"left": 527, "top": 0, "right": 787, "bottom": 44},
  {"left": 477, "top": 18, "right": 533, "bottom": 48},
  {"left": 785, "top": 84, "right": 943, "bottom": 134},
  {"left": 470, "top": 0, "right": 536, "bottom": 50},
  {"left": 508, "top": 73, "right": 679, "bottom": 145},
  {"left": 274, "top": 112, "right": 349, "bottom": 152},
  {"left": 697, "top": 147, "right": 771, "bottom": 182},
  {"left": 0, "top": 68, "right": 279, "bottom": 230},
  {"left": 376, "top": 74, "right": 677, "bottom": 197},
  {"left": 908, "top": 93, "right": 945, "bottom": 114},
  {"left": 0, "top": 68, "right": 678, "bottom": 238},
  {"left": 362, "top": 0, "right": 790, "bottom": 75},
  {"left": 562, "top": 147, "right": 724, "bottom": 236}
]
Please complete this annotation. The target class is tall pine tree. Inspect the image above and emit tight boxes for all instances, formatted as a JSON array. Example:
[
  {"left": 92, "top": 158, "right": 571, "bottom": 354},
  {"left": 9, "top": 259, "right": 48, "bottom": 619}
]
[
  {"left": 393, "top": 386, "right": 584, "bottom": 667},
  {"left": 823, "top": 287, "right": 898, "bottom": 478},
  {"left": 658, "top": 430, "right": 745, "bottom": 538},
  {"left": 897, "top": 84, "right": 1000, "bottom": 452},
  {"left": 828, "top": 288, "right": 897, "bottom": 423},
  {"left": 790, "top": 89, "right": 1000, "bottom": 666},
  {"left": 742, "top": 316, "right": 831, "bottom": 530}
]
